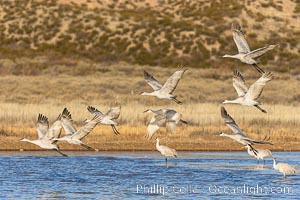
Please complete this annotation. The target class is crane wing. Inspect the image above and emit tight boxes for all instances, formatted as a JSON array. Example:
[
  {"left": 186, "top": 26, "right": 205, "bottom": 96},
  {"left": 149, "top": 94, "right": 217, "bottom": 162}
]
[
  {"left": 71, "top": 115, "right": 102, "bottom": 140},
  {"left": 146, "top": 124, "right": 160, "bottom": 140},
  {"left": 44, "top": 114, "right": 63, "bottom": 141},
  {"left": 232, "top": 70, "right": 248, "bottom": 97},
  {"left": 245, "top": 72, "right": 273, "bottom": 101},
  {"left": 166, "top": 121, "right": 177, "bottom": 134},
  {"left": 145, "top": 114, "right": 167, "bottom": 139},
  {"left": 106, "top": 106, "right": 121, "bottom": 120},
  {"left": 143, "top": 70, "right": 163, "bottom": 91},
  {"left": 221, "top": 106, "right": 247, "bottom": 137},
  {"left": 87, "top": 106, "right": 105, "bottom": 117},
  {"left": 37, "top": 114, "right": 49, "bottom": 139},
  {"left": 232, "top": 23, "right": 251, "bottom": 54},
  {"left": 245, "top": 45, "right": 277, "bottom": 60},
  {"left": 61, "top": 108, "right": 77, "bottom": 136},
  {"left": 160, "top": 69, "right": 187, "bottom": 94}
]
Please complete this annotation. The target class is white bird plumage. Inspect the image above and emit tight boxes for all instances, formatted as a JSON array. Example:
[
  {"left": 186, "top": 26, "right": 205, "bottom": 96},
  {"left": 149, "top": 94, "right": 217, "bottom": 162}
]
[
  {"left": 141, "top": 69, "right": 187, "bottom": 104},
  {"left": 273, "top": 158, "right": 296, "bottom": 178},
  {"left": 86, "top": 105, "right": 121, "bottom": 135},
  {"left": 21, "top": 112, "right": 67, "bottom": 156},
  {"left": 156, "top": 138, "right": 177, "bottom": 164},
  {"left": 223, "top": 23, "right": 277, "bottom": 74},
  {"left": 219, "top": 106, "right": 272, "bottom": 151},
  {"left": 223, "top": 70, "right": 274, "bottom": 113},
  {"left": 144, "top": 109, "right": 187, "bottom": 139},
  {"left": 52, "top": 108, "right": 102, "bottom": 150}
]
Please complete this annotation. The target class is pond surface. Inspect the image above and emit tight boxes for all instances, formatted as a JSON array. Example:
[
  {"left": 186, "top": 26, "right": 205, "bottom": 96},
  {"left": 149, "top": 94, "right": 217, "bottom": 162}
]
[{"left": 0, "top": 151, "right": 299, "bottom": 199}]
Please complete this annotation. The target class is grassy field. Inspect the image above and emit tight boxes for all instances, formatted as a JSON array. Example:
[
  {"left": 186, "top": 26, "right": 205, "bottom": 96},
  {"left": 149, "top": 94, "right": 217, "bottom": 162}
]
[
  {"left": 0, "top": 63, "right": 299, "bottom": 151},
  {"left": 0, "top": 60, "right": 299, "bottom": 104}
]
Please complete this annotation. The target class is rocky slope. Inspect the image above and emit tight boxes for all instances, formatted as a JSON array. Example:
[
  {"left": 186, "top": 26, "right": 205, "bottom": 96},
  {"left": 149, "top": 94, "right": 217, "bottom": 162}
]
[{"left": 0, "top": 0, "right": 300, "bottom": 69}]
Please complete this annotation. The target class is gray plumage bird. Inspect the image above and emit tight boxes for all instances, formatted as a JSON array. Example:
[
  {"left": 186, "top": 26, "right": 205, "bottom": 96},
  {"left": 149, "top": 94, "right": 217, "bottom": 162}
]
[
  {"left": 223, "top": 70, "right": 274, "bottom": 113},
  {"left": 219, "top": 106, "right": 272, "bottom": 153},
  {"left": 21, "top": 112, "right": 67, "bottom": 156},
  {"left": 86, "top": 105, "right": 121, "bottom": 135},
  {"left": 144, "top": 109, "right": 187, "bottom": 139},
  {"left": 245, "top": 144, "right": 272, "bottom": 165},
  {"left": 141, "top": 69, "right": 187, "bottom": 104},
  {"left": 273, "top": 158, "right": 296, "bottom": 178},
  {"left": 53, "top": 108, "right": 102, "bottom": 150},
  {"left": 223, "top": 23, "right": 277, "bottom": 74},
  {"left": 156, "top": 138, "right": 177, "bottom": 164}
]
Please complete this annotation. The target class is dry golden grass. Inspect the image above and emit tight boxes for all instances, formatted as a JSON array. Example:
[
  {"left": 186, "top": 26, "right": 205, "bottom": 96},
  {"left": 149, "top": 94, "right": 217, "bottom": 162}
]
[
  {"left": 1, "top": 102, "right": 299, "bottom": 151},
  {"left": 0, "top": 62, "right": 299, "bottom": 105},
  {"left": 0, "top": 63, "right": 299, "bottom": 151}
]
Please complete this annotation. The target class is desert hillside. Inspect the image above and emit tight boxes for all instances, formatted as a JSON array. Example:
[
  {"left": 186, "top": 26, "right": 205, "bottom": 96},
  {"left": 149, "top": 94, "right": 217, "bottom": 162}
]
[{"left": 0, "top": 0, "right": 300, "bottom": 70}]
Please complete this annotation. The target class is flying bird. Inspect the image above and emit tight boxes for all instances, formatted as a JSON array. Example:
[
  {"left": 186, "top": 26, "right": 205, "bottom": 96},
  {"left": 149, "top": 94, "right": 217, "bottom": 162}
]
[
  {"left": 223, "top": 70, "right": 274, "bottom": 113},
  {"left": 156, "top": 138, "right": 177, "bottom": 164},
  {"left": 141, "top": 69, "right": 187, "bottom": 104},
  {"left": 223, "top": 23, "right": 277, "bottom": 73},
  {"left": 21, "top": 113, "right": 67, "bottom": 156},
  {"left": 86, "top": 105, "right": 121, "bottom": 135},
  {"left": 144, "top": 109, "right": 187, "bottom": 139},
  {"left": 53, "top": 108, "right": 102, "bottom": 150},
  {"left": 219, "top": 106, "right": 272, "bottom": 152}
]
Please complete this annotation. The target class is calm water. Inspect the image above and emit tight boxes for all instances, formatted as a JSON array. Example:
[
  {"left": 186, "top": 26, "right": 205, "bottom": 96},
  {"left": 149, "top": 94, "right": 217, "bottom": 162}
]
[{"left": 0, "top": 151, "right": 299, "bottom": 199}]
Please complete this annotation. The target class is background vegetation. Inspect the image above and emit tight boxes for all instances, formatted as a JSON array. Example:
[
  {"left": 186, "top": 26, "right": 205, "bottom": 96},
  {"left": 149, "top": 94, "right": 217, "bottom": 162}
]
[
  {"left": 0, "top": 0, "right": 300, "bottom": 69},
  {"left": 0, "top": 0, "right": 299, "bottom": 151}
]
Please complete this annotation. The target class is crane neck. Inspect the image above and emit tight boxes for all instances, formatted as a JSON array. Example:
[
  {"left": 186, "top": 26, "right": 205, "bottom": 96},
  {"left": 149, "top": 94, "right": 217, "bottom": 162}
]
[
  {"left": 141, "top": 92, "right": 155, "bottom": 96},
  {"left": 222, "top": 133, "right": 235, "bottom": 140},
  {"left": 223, "top": 98, "right": 242, "bottom": 104},
  {"left": 156, "top": 140, "right": 160, "bottom": 148},
  {"left": 273, "top": 159, "right": 277, "bottom": 169}
]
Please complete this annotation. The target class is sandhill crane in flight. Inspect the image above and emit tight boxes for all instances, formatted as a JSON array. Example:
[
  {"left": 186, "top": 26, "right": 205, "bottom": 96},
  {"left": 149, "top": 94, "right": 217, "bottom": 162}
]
[
  {"left": 223, "top": 70, "right": 274, "bottom": 113},
  {"left": 273, "top": 158, "right": 296, "bottom": 178},
  {"left": 219, "top": 106, "right": 272, "bottom": 153},
  {"left": 141, "top": 69, "right": 187, "bottom": 104},
  {"left": 223, "top": 23, "right": 277, "bottom": 73},
  {"left": 86, "top": 105, "right": 121, "bottom": 135},
  {"left": 156, "top": 138, "right": 177, "bottom": 164},
  {"left": 21, "top": 113, "right": 67, "bottom": 156},
  {"left": 144, "top": 109, "right": 187, "bottom": 139},
  {"left": 245, "top": 144, "right": 272, "bottom": 165},
  {"left": 53, "top": 108, "right": 102, "bottom": 150}
]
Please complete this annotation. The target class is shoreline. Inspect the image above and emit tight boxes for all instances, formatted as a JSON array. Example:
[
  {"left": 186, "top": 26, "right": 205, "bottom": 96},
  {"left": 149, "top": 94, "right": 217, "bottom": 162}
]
[
  {"left": 0, "top": 150, "right": 299, "bottom": 157},
  {"left": 1, "top": 148, "right": 300, "bottom": 152}
]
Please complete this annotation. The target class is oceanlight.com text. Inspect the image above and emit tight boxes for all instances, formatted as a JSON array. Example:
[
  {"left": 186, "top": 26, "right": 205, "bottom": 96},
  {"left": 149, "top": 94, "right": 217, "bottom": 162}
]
[{"left": 136, "top": 184, "right": 293, "bottom": 196}]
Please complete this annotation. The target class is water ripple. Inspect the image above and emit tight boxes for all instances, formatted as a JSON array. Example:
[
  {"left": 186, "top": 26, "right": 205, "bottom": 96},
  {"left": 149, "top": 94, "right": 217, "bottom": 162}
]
[{"left": 0, "top": 151, "right": 298, "bottom": 199}]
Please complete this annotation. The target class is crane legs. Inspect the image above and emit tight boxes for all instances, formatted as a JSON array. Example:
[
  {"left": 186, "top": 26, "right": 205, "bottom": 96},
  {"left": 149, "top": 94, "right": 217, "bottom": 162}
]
[
  {"left": 172, "top": 98, "right": 182, "bottom": 105},
  {"left": 53, "top": 149, "right": 68, "bottom": 157},
  {"left": 111, "top": 125, "right": 121, "bottom": 135},
  {"left": 252, "top": 63, "right": 265, "bottom": 74},
  {"left": 254, "top": 105, "right": 267, "bottom": 113}
]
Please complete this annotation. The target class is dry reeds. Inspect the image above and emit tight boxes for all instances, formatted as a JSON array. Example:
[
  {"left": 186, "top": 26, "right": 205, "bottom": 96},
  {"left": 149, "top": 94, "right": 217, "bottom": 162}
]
[{"left": 1, "top": 102, "right": 299, "bottom": 151}]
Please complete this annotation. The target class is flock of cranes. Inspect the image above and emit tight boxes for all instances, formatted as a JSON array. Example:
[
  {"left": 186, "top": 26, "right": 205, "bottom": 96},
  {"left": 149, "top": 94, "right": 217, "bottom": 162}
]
[
  {"left": 21, "top": 106, "right": 121, "bottom": 156},
  {"left": 20, "top": 23, "right": 296, "bottom": 178}
]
